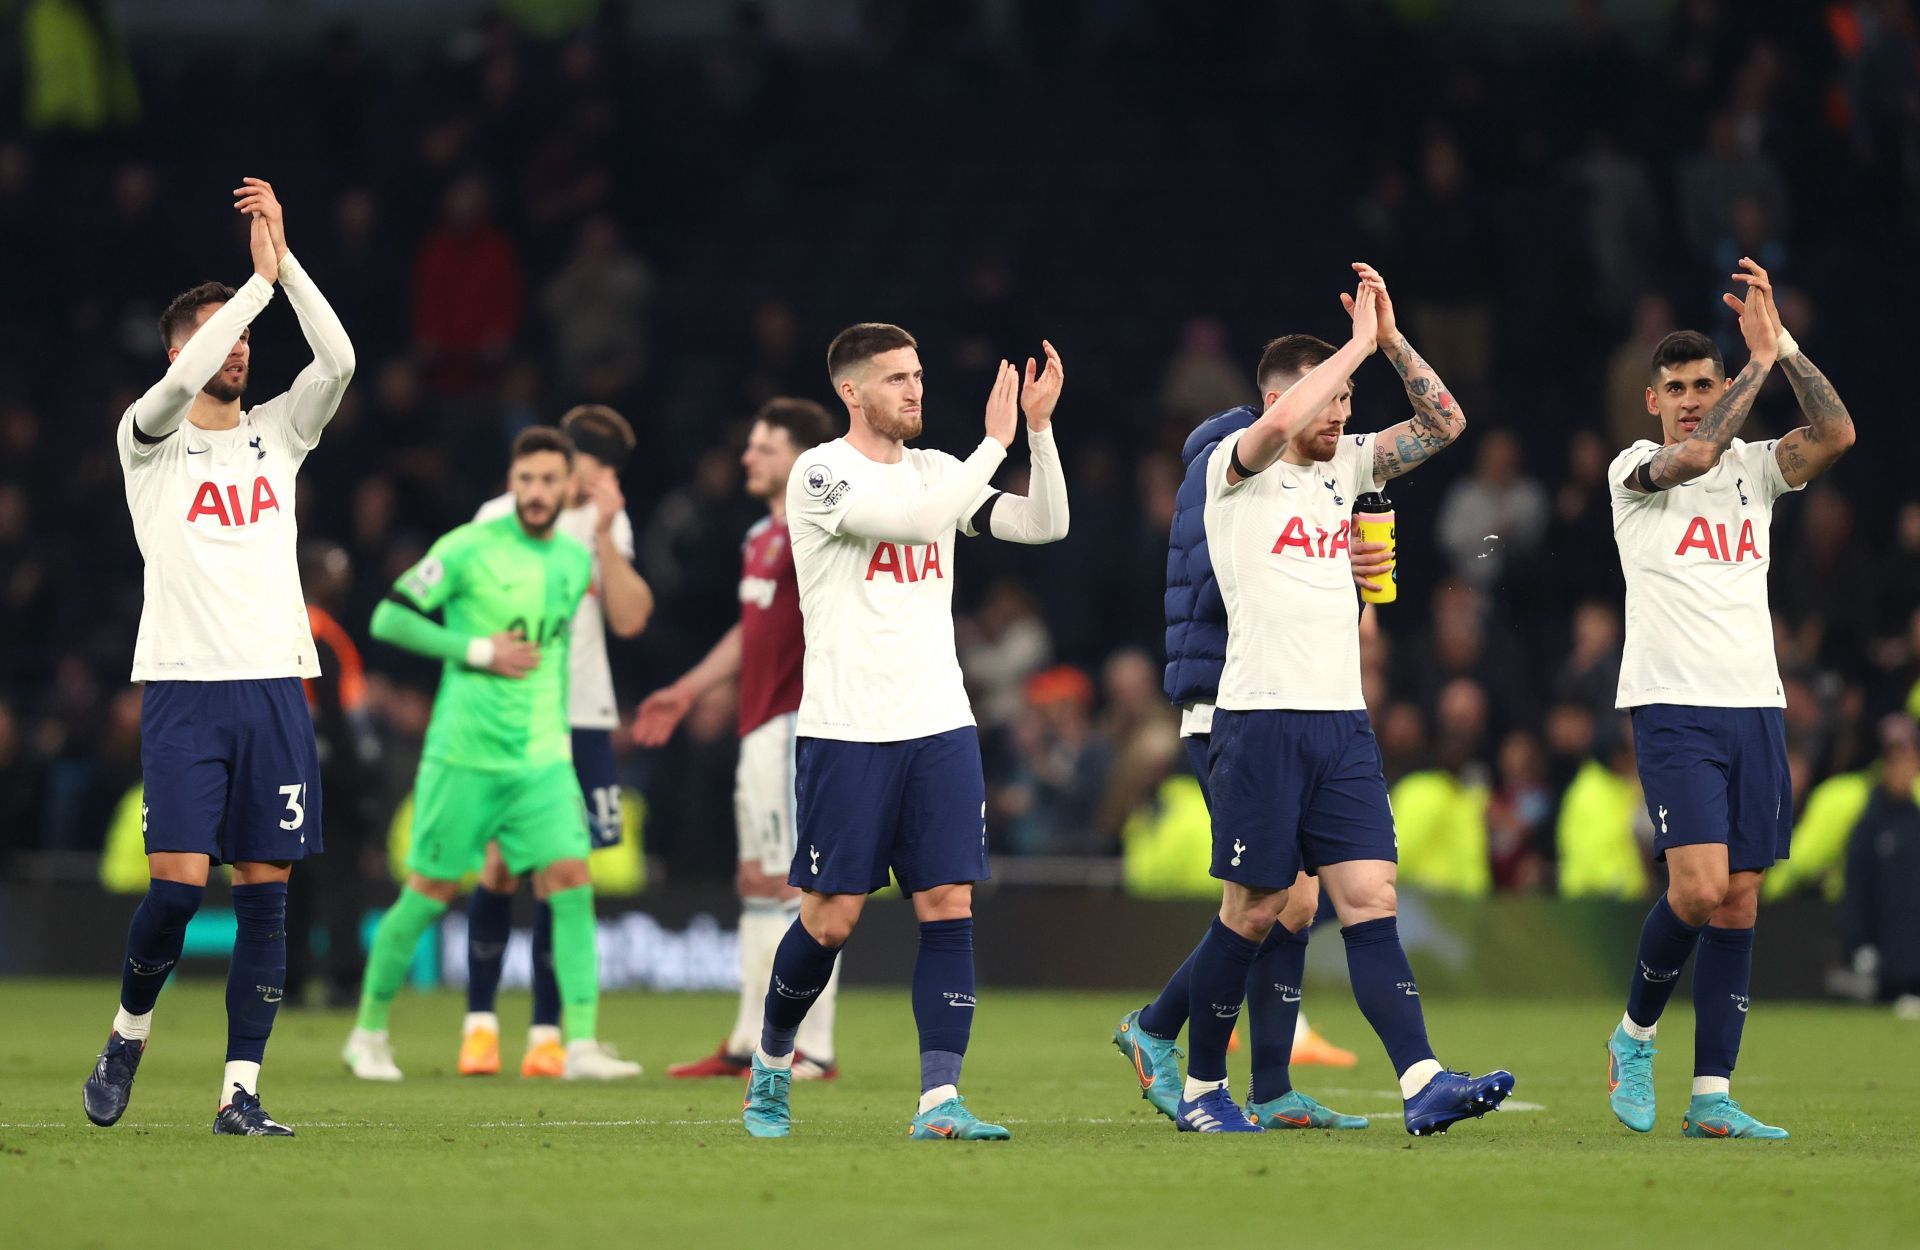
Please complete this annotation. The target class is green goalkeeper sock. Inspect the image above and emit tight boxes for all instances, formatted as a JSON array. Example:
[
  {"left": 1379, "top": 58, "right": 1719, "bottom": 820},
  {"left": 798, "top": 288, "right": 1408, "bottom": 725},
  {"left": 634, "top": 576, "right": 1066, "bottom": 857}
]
[
  {"left": 355, "top": 887, "right": 448, "bottom": 1033},
  {"left": 546, "top": 884, "right": 599, "bottom": 1044}
]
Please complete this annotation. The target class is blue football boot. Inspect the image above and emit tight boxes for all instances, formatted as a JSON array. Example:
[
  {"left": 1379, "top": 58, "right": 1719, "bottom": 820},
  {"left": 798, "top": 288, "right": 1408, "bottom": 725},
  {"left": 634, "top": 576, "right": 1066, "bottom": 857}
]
[
  {"left": 1606, "top": 1024, "right": 1657, "bottom": 1133},
  {"left": 82, "top": 1031, "right": 144, "bottom": 1127},
  {"left": 1404, "top": 1068, "right": 1515, "bottom": 1136},
  {"left": 1681, "top": 1094, "right": 1789, "bottom": 1140},
  {"left": 1176, "top": 1086, "right": 1264, "bottom": 1133},
  {"left": 1112, "top": 1008, "right": 1183, "bottom": 1121},
  {"left": 910, "top": 1096, "right": 1011, "bottom": 1141},
  {"left": 742, "top": 1053, "right": 793, "bottom": 1139},
  {"left": 1246, "top": 1089, "right": 1369, "bottom": 1130},
  {"left": 212, "top": 1086, "right": 294, "bottom": 1136}
]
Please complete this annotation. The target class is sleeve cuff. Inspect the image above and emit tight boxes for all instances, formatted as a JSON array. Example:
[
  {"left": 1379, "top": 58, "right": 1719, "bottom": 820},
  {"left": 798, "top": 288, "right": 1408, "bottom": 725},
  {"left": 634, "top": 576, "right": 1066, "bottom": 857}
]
[
  {"left": 276, "top": 252, "right": 305, "bottom": 284},
  {"left": 465, "top": 637, "right": 495, "bottom": 669}
]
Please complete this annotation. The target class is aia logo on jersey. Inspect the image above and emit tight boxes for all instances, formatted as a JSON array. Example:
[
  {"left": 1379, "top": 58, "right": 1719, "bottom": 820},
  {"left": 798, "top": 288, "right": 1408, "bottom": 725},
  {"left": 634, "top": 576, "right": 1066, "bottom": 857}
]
[
  {"left": 1271, "top": 517, "right": 1351, "bottom": 559},
  {"left": 1674, "top": 516, "right": 1762, "bottom": 562},
  {"left": 186, "top": 477, "right": 280, "bottom": 527},
  {"left": 865, "top": 541, "right": 943, "bottom": 583}
]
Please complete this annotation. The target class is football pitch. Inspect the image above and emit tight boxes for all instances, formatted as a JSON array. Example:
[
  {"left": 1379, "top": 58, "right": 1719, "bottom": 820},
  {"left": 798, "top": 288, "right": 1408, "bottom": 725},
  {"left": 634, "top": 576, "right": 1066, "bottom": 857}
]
[{"left": 2, "top": 981, "right": 1913, "bottom": 1249}]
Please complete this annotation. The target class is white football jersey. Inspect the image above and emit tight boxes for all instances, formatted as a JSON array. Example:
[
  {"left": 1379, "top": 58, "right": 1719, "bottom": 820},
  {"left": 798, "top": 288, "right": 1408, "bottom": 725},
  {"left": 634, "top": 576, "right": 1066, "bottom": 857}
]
[
  {"left": 117, "top": 398, "right": 320, "bottom": 681},
  {"left": 475, "top": 493, "right": 634, "bottom": 730},
  {"left": 786, "top": 437, "right": 997, "bottom": 742},
  {"left": 1206, "top": 429, "right": 1381, "bottom": 712},
  {"left": 1610, "top": 437, "right": 1802, "bottom": 709}
]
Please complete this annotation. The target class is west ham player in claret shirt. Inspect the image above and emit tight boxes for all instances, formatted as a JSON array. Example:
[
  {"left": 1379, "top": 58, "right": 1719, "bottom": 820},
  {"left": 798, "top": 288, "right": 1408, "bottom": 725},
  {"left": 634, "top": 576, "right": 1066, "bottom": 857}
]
[
  {"left": 740, "top": 325, "right": 1068, "bottom": 1141},
  {"left": 84, "top": 179, "right": 354, "bottom": 1137},
  {"left": 634, "top": 398, "right": 843, "bottom": 1082},
  {"left": 1604, "top": 260, "right": 1855, "bottom": 1140}
]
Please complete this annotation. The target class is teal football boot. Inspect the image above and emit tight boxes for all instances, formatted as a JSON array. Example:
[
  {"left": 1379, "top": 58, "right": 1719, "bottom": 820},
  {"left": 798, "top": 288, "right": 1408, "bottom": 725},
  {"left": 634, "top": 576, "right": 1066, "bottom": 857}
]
[
  {"left": 1112, "top": 1008, "right": 1183, "bottom": 1121},
  {"left": 910, "top": 1096, "right": 1011, "bottom": 1141},
  {"left": 1606, "top": 1024, "right": 1657, "bottom": 1133},
  {"left": 1682, "top": 1094, "right": 1789, "bottom": 1140},
  {"left": 1246, "top": 1089, "right": 1369, "bottom": 1130},
  {"left": 741, "top": 1053, "right": 792, "bottom": 1139}
]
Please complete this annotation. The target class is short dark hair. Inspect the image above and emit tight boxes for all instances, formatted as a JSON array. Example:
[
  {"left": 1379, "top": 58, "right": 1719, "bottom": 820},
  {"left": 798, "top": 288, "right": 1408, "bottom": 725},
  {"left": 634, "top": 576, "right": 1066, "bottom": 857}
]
[
  {"left": 752, "top": 396, "right": 835, "bottom": 450},
  {"left": 510, "top": 425, "right": 576, "bottom": 466},
  {"left": 1256, "top": 334, "right": 1338, "bottom": 395},
  {"left": 158, "top": 281, "right": 237, "bottom": 348},
  {"left": 559, "top": 404, "right": 634, "bottom": 470},
  {"left": 827, "top": 322, "right": 918, "bottom": 384},
  {"left": 1650, "top": 330, "right": 1724, "bottom": 380}
]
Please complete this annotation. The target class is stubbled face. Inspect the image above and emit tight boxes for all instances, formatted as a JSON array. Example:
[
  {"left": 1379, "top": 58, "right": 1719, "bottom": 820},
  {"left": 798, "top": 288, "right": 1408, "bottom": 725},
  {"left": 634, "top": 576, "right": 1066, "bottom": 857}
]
[
  {"left": 511, "top": 450, "right": 571, "bottom": 536},
  {"left": 1647, "top": 359, "right": 1732, "bottom": 445},
  {"left": 741, "top": 420, "right": 800, "bottom": 501},
  {"left": 173, "top": 301, "right": 251, "bottom": 403},
  {"left": 842, "top": 346, "right": 924, "bottom": 441},
  {"left": 1264, "top": 362, "right": 1353, "bottom": 464}
]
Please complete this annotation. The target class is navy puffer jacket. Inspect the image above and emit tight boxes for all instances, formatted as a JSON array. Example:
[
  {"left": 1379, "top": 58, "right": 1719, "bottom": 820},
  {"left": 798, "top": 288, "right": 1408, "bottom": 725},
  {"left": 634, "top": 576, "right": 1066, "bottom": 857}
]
[{"left": 1163, "top": 404, "right": 1260, "bottom": 707}]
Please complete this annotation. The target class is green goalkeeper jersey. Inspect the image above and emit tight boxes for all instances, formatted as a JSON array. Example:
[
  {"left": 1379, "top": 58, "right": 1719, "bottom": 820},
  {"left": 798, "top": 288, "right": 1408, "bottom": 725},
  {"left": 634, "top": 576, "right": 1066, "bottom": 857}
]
[{"left": 392, "top": 512, "right": 594, "bottom": 771}]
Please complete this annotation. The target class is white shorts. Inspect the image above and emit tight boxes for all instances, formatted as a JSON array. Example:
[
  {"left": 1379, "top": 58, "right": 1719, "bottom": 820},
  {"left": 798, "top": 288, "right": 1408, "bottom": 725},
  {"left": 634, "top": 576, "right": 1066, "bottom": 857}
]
[{"left": 735, "top": 712, "right": 799, "bottom": 874}]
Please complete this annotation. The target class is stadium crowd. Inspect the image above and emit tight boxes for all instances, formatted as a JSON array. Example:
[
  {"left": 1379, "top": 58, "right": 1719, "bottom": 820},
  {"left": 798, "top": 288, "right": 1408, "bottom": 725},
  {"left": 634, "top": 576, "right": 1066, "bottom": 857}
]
[{"left": 1, "top": 1, "right": 1918, "bottom": 922}]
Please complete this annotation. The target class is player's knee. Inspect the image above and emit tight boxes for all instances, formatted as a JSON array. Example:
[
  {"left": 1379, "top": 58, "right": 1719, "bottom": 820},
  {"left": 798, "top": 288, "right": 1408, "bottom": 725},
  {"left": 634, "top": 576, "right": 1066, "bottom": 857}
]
[
  {"left": 1278, "top": 879, "right": 1319, "bottom": 932},
  {"left": 1668, "top": 877, "right": 1727, "bottom": 925},
  {"left": 478, "top": 860, "right": 519, "bottom": 893},
  {"left": 1710, "top": 883, "right": 1760, "bottom": 928},
  {"left": 408, "top": 874, "right": 460, "bottom": 904},
  {"left": 1220, "top": 887, "right": 1286, "bottom": 940},
  {"left": 535, "top": 859, "right": 592, "bottom": 896},
  {"left": 804, "top": 912, "right": 858, "bottom": 949}
]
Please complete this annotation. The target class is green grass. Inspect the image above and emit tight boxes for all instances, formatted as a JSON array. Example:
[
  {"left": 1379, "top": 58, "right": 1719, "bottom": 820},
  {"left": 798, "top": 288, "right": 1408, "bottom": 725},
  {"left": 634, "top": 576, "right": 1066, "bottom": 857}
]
[{"left": 3, "top": 980, "right": 1915, "bottom": 1249}]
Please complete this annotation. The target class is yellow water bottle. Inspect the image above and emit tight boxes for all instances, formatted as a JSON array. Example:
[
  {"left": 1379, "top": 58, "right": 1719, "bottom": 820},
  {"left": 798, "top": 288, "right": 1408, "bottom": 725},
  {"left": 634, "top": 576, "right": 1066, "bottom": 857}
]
[{"left": 1353, "top": 491, "right": 1396, "bottom": 604}]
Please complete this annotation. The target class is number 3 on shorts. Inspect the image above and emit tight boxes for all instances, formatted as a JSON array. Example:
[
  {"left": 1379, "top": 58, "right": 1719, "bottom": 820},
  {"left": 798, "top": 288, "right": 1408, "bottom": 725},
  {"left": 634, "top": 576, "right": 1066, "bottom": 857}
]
[{"left": 278, "top": 782, "right": 307, "bottom": 831}]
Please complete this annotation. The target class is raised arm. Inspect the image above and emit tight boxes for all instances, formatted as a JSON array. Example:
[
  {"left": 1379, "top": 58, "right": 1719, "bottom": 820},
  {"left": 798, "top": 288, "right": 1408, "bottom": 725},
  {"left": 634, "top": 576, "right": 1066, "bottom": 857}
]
[
  {"left": 1230, "top": 275, "right": 1380, "bottom": 482},
  {"left": 1625, "top": 258, "right": 1777, "bottom": 493},
  {"left": 126, "top": 274, "right": 275, "bottom": 445},
  {"left": 631, "top": 623, "right": 743, "bottom": 746},
  {"left": 838, "top": 361, "right": 1018, "bottom": 543},
  {"left": 1359, "top": 265, "right": 1469, "bottom": 481},
  {"left": 581, "top": 472, "right": 653, "bottom": 637},
  {"left": 1764, "top": 282, "right": 1855, "bottom": 487},
  {"left": 976, "top": 341, "right": 1070, "bottom": 544},
  {"left": 236, "top": 178, "right": 355, "bottom": 448}
]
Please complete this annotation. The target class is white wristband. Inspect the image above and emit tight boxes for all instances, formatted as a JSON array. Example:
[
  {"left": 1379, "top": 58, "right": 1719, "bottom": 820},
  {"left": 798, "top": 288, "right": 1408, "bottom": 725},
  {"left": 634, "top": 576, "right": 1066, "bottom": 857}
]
[
  {"left": 466, "top": 637, "right": 496, "bottom": 669},
  {"left": 1775, "top": 329, "right": 1799, "bottom": 360}
]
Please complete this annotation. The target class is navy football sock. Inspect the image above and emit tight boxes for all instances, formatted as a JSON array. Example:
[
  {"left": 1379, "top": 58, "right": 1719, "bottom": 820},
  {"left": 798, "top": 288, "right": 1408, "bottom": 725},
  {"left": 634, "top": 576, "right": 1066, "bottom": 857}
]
[
  {"left": 465, "top": 886, "right": 512, "bottom": 1015},
  {"left": 1246, "top": 925, "right": 1309, "bottom": 1103},
  {"left": 1625, "top": 895, "right": 1703, "bottom": 1030},
  {"left": 530, "top": 900, "right": 561, "bottom": 1029},
  {"left": 1139, "top": 946, "right": 1196, "bottom": 1039},
  {"left": 225, "top": 882, "right": 288, "bottom": 1064},
  {"left": 1692, "top": 925, "right": 1755, "bottom": 1079},
  {"left": 913, "top": 919, "right": 975, "bottom": 1092},
  {"left": 1186, "top": 919, "right": 1260, "bottom": 1084},
  {"left": 119, "top": 879, "right": 206, "bottom": 1016},
  {"left": 1341, "top": 917, "right": 1436, "bottom": 1077},
  {"left": 760, "top": 919, "right": 840, "bottom": 1058}
]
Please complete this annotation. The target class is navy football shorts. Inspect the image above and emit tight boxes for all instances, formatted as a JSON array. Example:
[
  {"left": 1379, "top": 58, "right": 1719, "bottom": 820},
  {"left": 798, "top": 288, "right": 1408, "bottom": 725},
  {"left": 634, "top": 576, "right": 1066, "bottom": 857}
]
[
  {"left": 140, "top": 678, "right": 322, "bottom": 865},
  {"left": 1206, "top": 708, "right": 1396, "bottom": 887},
  {"left": 1631, "top": 704, "right": 1792, "bottom": 874},
  {"left": 571, "top": 727, "right": 622, "bottom": 849},
  {"left": 791, "top": 727, "right": 989, "bottom": 895}
]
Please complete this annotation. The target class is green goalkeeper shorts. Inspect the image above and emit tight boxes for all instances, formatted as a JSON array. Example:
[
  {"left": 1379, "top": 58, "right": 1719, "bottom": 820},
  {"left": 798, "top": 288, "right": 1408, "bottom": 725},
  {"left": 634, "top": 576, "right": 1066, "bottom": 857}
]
[{"left": 409, "top": 757, "right": 590, "bottom": 880}]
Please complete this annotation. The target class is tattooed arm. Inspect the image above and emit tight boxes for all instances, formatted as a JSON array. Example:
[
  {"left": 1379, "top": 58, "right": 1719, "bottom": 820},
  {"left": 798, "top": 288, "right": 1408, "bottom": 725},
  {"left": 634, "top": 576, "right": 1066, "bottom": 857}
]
[
  {"left": 1624, "top": 357, "right": 1771, "bottom": 492},
  {"left": 1772, "top": 353, "right": 1856, "bottom": 489},
  {"left": 1371, "top": 332, "right": 1469, "bottom": 481}
]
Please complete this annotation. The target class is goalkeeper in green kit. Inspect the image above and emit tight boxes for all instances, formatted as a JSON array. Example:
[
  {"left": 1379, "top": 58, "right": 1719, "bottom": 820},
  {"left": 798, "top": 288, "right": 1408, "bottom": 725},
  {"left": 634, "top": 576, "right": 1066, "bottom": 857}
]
[{"left": 343, "top": 427, "right": 630, "bottom": 1080}]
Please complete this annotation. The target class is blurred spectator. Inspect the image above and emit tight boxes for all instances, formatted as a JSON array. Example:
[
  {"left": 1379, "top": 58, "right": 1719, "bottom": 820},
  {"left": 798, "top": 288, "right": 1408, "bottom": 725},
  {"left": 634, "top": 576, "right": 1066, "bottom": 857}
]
[
  {"left": 1544, "top": 431, "right": 1624, "bottom": 609},
  {"left": 1841, "top": 715, "right": 1920, "bottom": 1009},
  {"left": 1486, "top": 731, "right": 1552, "bottom": 892},
  {"left": 1680, "top": 110, "right": 1790, "bottom": 261},
  {"left": 22, "top": 0, "right": 141, "bottom": 134},
  {"left": 412, "top": 175, "right": 524, "bottom": 394},
  {"left": 539, "top": 214, "right": 653, "bottom": 398},
  {"left": 1091, "top": 648, "right": 1180, "bottom": 839},
  {"left": 1570, "top": 129, "right": 1660, "bottom": 323},
  {"left": 1435, "top": 429, "right": 1550, "bottom": 592},
  {"left": 959, "top": 580, "right": 1052, "bottom": 734},
  {"left": 1158, "top": 317, "right": 1252, "bottom": 427},
  {"left": 1553, "top": 601, "right": 1624, "bottom": 722},
  {"left": 1393, "top": 678, "right": 1494, "bottom": 898},
  {"left": 1556, "top": 718, "right": 1649, "bottom": 899},
  {"left": 998, "top": 666, "right": 1113, "bottom": 856},
  {"left": 1604, "top": 293, "right": 1675, "bottom": 452},
  {"left": 1403, "top": 131, "right": 1495, "bottom": 389}
]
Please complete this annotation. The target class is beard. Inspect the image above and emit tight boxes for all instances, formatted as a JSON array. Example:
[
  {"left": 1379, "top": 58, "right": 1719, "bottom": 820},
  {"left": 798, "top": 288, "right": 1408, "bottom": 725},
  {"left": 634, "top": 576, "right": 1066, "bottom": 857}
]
[
  {"left": 866, "top": 404, "right": 923, "bottom": 442},
  {"left": 202, "top": 368, "right": 248, "bottom": 404},
  {"left": 1296, "top": 431, "right": 1340, "bottom": 463},
  {"left": 515, "top": 499, "right": 557, "bottom": 536}
]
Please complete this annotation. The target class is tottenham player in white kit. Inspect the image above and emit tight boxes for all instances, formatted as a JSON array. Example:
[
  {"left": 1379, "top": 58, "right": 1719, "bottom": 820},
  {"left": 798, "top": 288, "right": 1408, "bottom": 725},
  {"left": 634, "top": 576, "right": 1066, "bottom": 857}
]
[
  {"left": 635, "top": 398, "right": 845, "bottom": 1083},
  {"left": 83, "top": 179, "right": 354, "bottom": 1136},
  {"left": 459, "top": 405, "right": 651, "bottom": 1081},
  {"left": 1603, "top": 260, "right": 1855, "bottom": 1141},
  {"left": 740, "top": 324, "right": 1068, "bottom": 1140},
  {"left": 1168, "top": 265, "right": 1512, "bottom": 1135}
]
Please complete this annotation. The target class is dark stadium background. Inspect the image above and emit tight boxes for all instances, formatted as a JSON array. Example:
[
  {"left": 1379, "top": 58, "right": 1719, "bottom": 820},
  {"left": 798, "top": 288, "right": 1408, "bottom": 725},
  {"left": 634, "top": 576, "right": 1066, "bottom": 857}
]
[{"left": 1, "top": 1, "right": 1916, "bottom": 991}]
